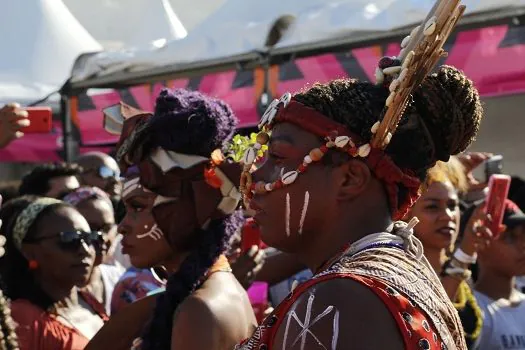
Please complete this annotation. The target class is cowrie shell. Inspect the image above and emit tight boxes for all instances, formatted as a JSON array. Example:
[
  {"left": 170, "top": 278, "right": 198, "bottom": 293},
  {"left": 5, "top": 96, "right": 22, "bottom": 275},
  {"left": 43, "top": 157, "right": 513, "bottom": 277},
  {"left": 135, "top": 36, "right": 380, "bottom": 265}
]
[
  {"left": 402, "top": 51, "right": 414, "bottom": 70},
  {"left": 389, "top": 79, "right": 399, "bottom": 92},
  {"left": 383, "top": 66, "right": 402, "bottom": 75},
  {"left": 371, "top": 121, "right": 380, "bottom": 134},
  {"left": 279, "top": 92, "right": 292, "bottom": 107},
  {"left": 401, "top": 35, "right": 411, "bottom": 48},
  {"left": 259, "top": 99, "right": 279, "bottom": 127},
  {"left": 410, "top": 25, "right": 420, "bottom": 38},
  {"left": 266, "top": 107, "right": 278, "bottom": 126},
  {"left": 375, "top": 67, "right": 384, "bottom": 84},
  {"left": 242, "top": 147, "right": 257, "bottom": 165},
  {"left": 253, "top": 142, "right": 262, "bottom": 150},
  {"left": 281, "top": 171, "right": 298, "bottom": 185},
  {"left": 334, "top": 136, "right": 350, "bottom": 148},
  {"left": 398, "top": 68, "right": 408, "bottom": 83},
  {"left": 358, "top": 144, "right": 371, "bottom": 158},
  {"left": 385, "top": 132, "right": 393, "bottom": 145},
  {"left": 424, "top": 16, "right": 437, "bottom": 36}
]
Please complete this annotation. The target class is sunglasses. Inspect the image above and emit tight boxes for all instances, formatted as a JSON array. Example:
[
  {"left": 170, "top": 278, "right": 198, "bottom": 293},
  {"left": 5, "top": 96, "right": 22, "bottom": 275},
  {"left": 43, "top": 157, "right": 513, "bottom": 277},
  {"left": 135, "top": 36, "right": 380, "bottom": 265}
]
[{"left": 26, "top": 231, "right": 103, "bottom": 251}]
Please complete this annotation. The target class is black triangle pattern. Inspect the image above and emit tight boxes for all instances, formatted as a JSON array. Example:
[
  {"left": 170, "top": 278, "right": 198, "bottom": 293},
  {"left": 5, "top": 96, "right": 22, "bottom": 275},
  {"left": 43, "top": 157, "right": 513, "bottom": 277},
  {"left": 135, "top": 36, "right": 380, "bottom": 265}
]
[
  {"left": 499, "top": 24, "right": 525, "bottom": 48},
  {"left": 333, "top": 51, "right": 370, "bottom": 81}
]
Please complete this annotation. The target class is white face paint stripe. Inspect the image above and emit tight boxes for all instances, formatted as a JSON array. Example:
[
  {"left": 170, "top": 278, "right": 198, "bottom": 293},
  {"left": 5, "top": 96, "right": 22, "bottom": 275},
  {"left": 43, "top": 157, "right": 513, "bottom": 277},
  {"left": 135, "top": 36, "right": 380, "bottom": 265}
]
[
  {"left": 298, "top": 191, "right": 310, "bottom": 235},
  {"left": 285, "top": 193, "right": 291, "bottom": 237},
  {"left": 136, "top": 224, "right": 164, "bottom": 241}
]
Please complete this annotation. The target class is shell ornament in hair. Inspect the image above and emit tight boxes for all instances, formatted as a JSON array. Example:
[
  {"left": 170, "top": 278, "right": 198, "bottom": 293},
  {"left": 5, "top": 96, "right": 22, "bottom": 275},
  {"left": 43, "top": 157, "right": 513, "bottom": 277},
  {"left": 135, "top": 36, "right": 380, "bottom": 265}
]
[
  {"left": 241, "top": 0, "right": 465, "bottom": 206},
  {"left": 371, "top": 0, "right": 465, "bottom": 150}
]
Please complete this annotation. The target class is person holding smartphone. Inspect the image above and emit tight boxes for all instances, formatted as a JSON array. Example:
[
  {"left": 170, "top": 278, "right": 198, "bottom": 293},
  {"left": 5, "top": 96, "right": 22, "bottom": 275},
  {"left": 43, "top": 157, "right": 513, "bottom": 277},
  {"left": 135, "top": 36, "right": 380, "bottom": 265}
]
[
  {"left": 473, "top": 200, "right": 525, "bottom": 349},
  {"left": 0, "top": 103, "right": 30, "bottom": 148}
]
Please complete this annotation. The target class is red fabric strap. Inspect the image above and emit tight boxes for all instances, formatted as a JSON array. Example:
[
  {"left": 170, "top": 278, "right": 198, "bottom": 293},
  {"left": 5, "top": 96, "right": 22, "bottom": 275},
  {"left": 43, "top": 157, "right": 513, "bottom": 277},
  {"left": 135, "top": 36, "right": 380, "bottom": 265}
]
[{"left": 273, "top": 99, "right": 421, "bottom": 219}]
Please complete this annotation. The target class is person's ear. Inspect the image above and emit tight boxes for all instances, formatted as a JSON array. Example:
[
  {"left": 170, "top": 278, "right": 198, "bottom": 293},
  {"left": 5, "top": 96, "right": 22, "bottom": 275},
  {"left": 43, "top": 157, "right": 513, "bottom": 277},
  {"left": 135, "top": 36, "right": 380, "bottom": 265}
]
[{"left": 335, "top": 159, "right": 372, "bottom": 201}]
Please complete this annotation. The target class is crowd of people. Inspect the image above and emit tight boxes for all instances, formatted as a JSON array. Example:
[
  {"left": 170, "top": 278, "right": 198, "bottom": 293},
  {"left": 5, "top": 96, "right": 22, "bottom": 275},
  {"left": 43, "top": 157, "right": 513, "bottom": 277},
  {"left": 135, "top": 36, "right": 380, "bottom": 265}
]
[{"left": 0, "top": 6, "right": 524, "bottom": 350}]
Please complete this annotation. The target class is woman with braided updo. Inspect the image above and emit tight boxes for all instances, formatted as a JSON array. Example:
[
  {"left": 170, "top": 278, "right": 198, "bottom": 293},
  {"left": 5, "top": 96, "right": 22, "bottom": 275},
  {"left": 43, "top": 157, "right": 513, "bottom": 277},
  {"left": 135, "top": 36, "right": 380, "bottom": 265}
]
[
  {"left": 235, "top": 62, "right": 483, "bottom": 350},
  {"left": 87, "top": 89, "right": 256, "bottom": 350}
]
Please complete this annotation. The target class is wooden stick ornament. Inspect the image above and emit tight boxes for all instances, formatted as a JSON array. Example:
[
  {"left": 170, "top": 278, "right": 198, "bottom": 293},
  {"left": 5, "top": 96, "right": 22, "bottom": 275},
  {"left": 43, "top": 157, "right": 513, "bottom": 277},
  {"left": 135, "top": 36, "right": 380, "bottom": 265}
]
[{"left": 371, "top": 0, "right": 466, "bottom": 149}]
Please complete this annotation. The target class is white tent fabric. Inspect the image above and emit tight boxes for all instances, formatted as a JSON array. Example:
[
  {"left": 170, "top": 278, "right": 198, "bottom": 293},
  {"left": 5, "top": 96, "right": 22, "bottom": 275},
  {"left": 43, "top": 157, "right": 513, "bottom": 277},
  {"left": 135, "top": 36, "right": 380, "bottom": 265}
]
[
  {"left": 63, "top": 0, "right": 187, "bottom": 50},
  {"left": 0, "top": 0, "right": 102, "bottom": 105},
  {"left": 70, "top": 0, "right": 525, "bottom": 84}
]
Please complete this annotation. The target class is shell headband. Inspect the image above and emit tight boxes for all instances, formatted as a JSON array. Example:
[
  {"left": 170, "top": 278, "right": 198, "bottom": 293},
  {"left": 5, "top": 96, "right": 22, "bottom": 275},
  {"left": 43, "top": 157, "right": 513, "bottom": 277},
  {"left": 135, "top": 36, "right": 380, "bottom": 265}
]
[{"left": 240, "top": 0, "right": 466, "bottom": 220}]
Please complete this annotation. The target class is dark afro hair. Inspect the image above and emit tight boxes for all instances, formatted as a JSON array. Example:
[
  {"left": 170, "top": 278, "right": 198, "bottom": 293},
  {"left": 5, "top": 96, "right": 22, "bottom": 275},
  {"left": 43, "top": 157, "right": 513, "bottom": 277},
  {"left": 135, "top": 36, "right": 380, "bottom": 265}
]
[{"left": 137, "top": 88, "right": 238, "bottom": 158}]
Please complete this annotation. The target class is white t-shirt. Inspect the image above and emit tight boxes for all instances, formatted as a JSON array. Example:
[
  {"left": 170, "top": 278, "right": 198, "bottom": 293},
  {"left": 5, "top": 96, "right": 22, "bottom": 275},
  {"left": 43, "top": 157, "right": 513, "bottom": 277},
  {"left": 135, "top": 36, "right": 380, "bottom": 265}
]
[{"left": 474, "top": 290, "right": 525, "bottom": 350}]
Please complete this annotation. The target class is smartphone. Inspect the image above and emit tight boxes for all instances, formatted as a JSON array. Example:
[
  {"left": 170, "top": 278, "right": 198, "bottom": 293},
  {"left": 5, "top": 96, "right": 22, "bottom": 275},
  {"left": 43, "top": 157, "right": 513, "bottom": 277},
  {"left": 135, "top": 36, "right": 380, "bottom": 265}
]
[
  {"left": 241, "top": 218, "right": 262, "bottom": 253},
  {"left": 484, "top": 174, "right": 511, "bottom": 238},
  {"left": 485, "top": 155, "right": 503, "bottom": 183},
  {"left": 21, "top": 107, "right": 52, "bottom": 134}
]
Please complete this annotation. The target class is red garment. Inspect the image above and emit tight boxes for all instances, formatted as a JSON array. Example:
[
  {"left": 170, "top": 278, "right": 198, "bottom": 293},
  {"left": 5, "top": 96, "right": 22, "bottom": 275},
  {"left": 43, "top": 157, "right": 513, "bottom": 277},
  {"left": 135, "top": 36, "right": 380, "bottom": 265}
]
[
  {"left": 236, "top": 273, "right": 445, "bottom": 350},
  {"left": 11, "top": 293, "right": 108, "bottom": 350}
]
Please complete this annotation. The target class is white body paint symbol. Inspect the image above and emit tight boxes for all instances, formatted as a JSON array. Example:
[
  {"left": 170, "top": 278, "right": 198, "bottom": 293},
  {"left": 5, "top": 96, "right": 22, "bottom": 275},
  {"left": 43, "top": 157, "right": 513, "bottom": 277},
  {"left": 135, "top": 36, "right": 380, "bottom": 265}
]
[
  {"left": 136, "top": 223, "right": 164, "bottom": 241},
  {"left": 298, "top": 191, "right": 310, "bottom": 235},
  {"left": 285, "top": 193, "right": 291, "bottom": 237},
  {"left": 282, "top": 291, "right": 340, "bottom": 350}
]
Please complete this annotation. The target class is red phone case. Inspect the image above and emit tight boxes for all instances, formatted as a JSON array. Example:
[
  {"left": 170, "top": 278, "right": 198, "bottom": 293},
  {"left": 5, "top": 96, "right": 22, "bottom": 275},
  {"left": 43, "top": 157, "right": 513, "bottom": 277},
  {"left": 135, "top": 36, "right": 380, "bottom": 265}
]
[
  {"left": 484, "top": 174, "right": 511, "bottom": 238},
  {"left": 22, "top": 107, "right": 52, "bottom": 134},
  {"left": 241, "top": 219, "right": 261, "bottom": 253}
]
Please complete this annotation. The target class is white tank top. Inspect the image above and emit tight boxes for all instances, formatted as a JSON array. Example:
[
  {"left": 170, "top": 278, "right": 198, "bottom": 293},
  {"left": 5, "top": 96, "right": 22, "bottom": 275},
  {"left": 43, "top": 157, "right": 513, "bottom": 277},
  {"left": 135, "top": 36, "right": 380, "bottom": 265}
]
[{"left": 474, "top": 290, "right": 525, "bottom": 350}]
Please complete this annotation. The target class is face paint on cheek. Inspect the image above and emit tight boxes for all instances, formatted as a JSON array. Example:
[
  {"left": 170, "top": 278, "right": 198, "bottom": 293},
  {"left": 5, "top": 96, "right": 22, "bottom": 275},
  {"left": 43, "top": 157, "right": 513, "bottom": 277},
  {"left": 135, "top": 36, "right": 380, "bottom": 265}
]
[
  {"left": 136, "top": 223, "right": 164, "bottom": 241},
  {"left": 286, "top": 193, "right": 291, "bottom": 237},
  {"left": 298, "top": 191, "right": 310, "bottom": 235}
]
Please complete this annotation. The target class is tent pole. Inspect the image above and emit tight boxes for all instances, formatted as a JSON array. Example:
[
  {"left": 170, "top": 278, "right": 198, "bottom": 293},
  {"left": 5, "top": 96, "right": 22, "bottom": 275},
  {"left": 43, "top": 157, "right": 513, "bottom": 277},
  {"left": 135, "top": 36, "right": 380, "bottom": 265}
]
[{"left": 60, "top": 95, "right": 75, "bottom": 163}]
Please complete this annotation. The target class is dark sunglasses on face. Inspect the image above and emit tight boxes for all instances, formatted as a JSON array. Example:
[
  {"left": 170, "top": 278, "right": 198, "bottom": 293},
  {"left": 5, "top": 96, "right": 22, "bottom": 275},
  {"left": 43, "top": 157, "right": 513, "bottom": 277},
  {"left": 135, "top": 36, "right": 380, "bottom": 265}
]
[{"left": 26, "top": 231, "right": 103, "bottom": 251}]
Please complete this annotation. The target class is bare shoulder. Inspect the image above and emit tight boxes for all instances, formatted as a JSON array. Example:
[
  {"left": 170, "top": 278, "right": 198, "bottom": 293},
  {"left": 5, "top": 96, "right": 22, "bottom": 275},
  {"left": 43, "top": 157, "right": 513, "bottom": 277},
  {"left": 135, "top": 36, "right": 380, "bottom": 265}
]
[
  {"left": 172, "top": 272, "right": 256, "bottom": 350},
  {"left": 171, "top": 294, "right": 220, "bottom": 350},
  {"left": 273, "top": 277, "right": 405, "bottom": 350}
]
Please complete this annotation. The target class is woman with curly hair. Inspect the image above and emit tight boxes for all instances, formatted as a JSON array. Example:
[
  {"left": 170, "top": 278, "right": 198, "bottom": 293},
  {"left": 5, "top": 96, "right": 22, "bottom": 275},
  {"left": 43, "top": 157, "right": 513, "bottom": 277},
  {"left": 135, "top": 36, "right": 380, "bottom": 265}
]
[{"left": 89, "top": 89, "right": 256, "bottom": 350}]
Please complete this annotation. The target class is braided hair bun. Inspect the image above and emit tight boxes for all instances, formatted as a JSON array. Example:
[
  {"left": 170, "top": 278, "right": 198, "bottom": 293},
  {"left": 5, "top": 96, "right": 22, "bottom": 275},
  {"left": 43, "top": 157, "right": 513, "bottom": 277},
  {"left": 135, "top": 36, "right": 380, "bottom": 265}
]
[
  {"left": 386, "top": 65, "right": 482, "bottom": 178},
  {"left": 148, "top": 88, "right": 238, "bottom": 156},
  {"left": 414, "top": 66, "right": 482, "bottom": 161}
]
